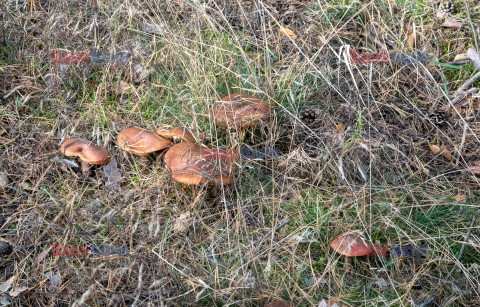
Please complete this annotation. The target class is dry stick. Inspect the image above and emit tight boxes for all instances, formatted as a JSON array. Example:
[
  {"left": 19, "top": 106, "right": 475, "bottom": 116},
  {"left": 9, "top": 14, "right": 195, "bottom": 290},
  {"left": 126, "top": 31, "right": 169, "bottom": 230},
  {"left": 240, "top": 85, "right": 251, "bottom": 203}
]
[
  {"left": 29, "top": 163, "right": 53, "bottom": 201},
  {"left": 455, "top": 70, "right": 480, "bottom": 93},
  {"left": 449, "top": 87, "right": 480, "bottom": 105}
]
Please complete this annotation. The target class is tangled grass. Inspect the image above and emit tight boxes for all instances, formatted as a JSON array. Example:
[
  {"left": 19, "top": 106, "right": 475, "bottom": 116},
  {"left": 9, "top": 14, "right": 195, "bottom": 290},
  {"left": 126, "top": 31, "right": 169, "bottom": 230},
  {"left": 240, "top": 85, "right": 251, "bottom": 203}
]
[{"left": 1, "top": 0, "right": 480, "bottom": 306}]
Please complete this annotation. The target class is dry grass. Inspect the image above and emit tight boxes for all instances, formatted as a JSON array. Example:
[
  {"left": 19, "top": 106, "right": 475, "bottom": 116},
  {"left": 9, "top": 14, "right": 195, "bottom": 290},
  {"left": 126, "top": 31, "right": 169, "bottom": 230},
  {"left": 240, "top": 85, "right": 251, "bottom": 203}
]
[{"left": 1, "top": 0, "right": 480, "bottom": 306}]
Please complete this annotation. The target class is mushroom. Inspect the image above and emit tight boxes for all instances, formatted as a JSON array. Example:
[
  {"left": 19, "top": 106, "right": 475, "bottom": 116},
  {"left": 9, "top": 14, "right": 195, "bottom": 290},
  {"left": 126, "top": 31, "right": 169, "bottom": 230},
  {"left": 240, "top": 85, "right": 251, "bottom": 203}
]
[
  {"left": 117, "top": 127, "right": 172, "bottom": 156},
  {"left": 164, "top": 142, "right": 238, "bottom": 186},
  {"left": 213, "top": 93, "right": 270, "bottom": 130},
  {"left": 156, "top": 127, "right": 206, "bottom": 143},
  {"left": 60, "top": 138, "right": 111, "bottom": 165},
  {"left": 330, "top": 232, "right": 373, "bottom": 257}
]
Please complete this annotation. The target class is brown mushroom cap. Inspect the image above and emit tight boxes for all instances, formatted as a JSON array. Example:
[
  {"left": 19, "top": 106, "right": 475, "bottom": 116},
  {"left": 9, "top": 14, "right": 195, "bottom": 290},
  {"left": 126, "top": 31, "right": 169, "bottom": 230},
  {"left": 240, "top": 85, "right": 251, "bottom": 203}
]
[
  {"left": 330, "top": 232, "right": 373, "bottom": 257},
  {"left": 117, "top": 127, "right": 172, "bottom": 156},
  {"left": 156, "top": 127, "right": 206, "bottom": 143},
  {"left": 60, "top": 138, "right": 111, "bottom": 165},
  {"left": 265, "top": 300, "right": 291, "bottom": 307},
  {"left": 164, "top": 142, "right": 239, "bottom": 185},
  {"left": 213, "top": 93, "right": 270, "bottom": 129}
]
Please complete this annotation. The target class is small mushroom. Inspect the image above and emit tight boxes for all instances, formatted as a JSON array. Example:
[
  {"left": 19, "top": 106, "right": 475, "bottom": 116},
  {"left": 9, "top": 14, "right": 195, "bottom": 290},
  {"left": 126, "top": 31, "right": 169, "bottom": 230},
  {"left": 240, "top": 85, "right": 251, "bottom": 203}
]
[
  {"left": 117, "top": 127, "right": 172, "bottom": 156},
  {"left": 156, "top": 127, "right": 206, "bottom": 143},
  {"left": 330, "top": 232, "right": 373, "bottom": 257},
  {"left": 164, "top": 142, "right": 238, "bottom": 186},
  {"left": 213, "top": 93, "right": 270, "bottom": 130},
  {"left": 60, "top": 138, "right": 111, "bottom": 165}
]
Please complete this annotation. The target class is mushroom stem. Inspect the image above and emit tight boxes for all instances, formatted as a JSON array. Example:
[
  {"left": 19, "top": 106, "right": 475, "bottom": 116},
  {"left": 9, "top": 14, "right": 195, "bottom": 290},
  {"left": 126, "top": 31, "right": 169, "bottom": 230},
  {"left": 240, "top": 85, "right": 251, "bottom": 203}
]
[{"left": 81, "top": 161, "right": 91, "bottom": 175}]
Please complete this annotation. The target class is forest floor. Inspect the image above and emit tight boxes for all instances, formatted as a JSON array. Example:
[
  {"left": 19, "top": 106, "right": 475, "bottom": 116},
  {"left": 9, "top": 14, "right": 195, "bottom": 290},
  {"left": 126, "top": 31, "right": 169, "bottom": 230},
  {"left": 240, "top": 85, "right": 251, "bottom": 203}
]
[{"left": 1, "top": 0, "right": 480, "bottom": 306}]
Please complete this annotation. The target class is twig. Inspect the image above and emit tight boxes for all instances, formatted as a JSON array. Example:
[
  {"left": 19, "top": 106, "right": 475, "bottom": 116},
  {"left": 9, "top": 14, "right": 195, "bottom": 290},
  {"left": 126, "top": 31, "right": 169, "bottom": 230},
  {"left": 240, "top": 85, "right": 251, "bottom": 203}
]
[
  {"left": 456, "top": 70, "right": 480, "bottom": 93},
  {"left": 30, "top": 163, "right": 53, "bottom": 199},
  {"left": 449, "top": 87, "right": 479, "bottom": 105},
  {"left": 256, "top": 219, "right": 290, "bottom": 246}
]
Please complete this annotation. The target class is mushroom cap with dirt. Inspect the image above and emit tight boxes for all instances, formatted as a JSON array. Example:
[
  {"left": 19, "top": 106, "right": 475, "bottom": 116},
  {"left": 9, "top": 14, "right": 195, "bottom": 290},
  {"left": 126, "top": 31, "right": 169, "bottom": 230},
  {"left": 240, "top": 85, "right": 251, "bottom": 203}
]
[
  {"left": 117, "top": 127, "right": 172, "bottom": 156},
  {"left": 60, "top": 138, "right": 111, "bottom": 165},
  {"left": 330, "top": 232, "right": 373, "bottom": 257},
  {"left": 213, "top": 93, "right": 270, "bottom": 129},
  {"left": 156, "top": 127, "right": 206, "bottom": 143},
  {"left": 164, "top": 142, "right": 239, "bottom": 186}
]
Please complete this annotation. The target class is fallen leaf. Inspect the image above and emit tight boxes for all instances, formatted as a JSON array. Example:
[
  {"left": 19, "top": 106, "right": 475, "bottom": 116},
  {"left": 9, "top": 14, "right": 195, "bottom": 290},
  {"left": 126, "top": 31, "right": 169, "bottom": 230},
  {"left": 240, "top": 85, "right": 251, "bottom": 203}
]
[
  {"left": 453, "top": 194, "right": 466, "bottom": 202},
  {"left": 441, "top": 17, "right": 462, "bottom": 28},
  {"left": 453, "top": 53, "right": 469, "bottom": 62},
  {"left": 103, "top": 158, "right": 122, "bottom": 190},
  {"left": 466, "top": 48, "right": 480, "bottom": 69},
  {"left": 336, "top": 124, "right": 344, "bottom": 133},
  {"left": 429, "top": 144, "right": 441, "bottom": 155},
  {"left": 9, "top": 286, "right": 28, "bottom": 298},
  {"left": 279, "top": 27, "right": 297, "bottom": 40},
  {"left": 172, "top": 211, "right": 193, "bottom": 233}
]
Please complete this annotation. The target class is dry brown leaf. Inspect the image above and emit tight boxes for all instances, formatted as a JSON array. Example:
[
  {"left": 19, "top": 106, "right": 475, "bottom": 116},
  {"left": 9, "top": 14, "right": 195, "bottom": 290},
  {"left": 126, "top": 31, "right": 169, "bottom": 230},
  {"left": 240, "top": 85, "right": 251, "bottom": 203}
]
[
  {"left": 173, "top": 211, "right": 193, "bottom": 233},
  {"left": 279, "top": 27, "right": 297, "bottom": 40},
  {"left": 336, "top": 124, "right": 344, "bottom": 133},
  {"left": 441, "top": 17, "right": 462, "bottom": 28},
  {"left": 453, "top": 194, "right": 466, "bottom": 202},
  {"left": 429, "top": 144, "right": 441, "bottom": 155}
]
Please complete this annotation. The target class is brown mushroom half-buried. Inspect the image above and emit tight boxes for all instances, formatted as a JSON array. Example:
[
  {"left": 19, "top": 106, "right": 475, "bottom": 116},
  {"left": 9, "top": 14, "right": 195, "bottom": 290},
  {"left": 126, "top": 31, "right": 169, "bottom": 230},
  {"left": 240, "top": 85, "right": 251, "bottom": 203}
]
[
  {"left": 164, "top": 142, "right": 239, "bottom": 185},
  {"left": 156, "top": 127, "right": 206, "bottom": 143},
  {"left": 330, "top": 232, "right": 373, "bottom": 257},
  {"left": 213, "top": 93, "right": 270, "bottom": 129},
  {"left": 117, "top": 127, "right": 172, "bottom": 156},
  {"left": 60, "top": 138, "right": 111, "bottom": 165}
]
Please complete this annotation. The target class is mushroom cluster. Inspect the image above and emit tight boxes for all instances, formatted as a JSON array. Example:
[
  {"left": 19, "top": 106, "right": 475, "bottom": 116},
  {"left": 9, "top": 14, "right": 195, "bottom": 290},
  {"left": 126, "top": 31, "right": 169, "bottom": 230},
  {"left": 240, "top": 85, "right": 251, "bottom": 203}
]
[{"left": 59, "top": 92, "right": 270, "bottom": 187}]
